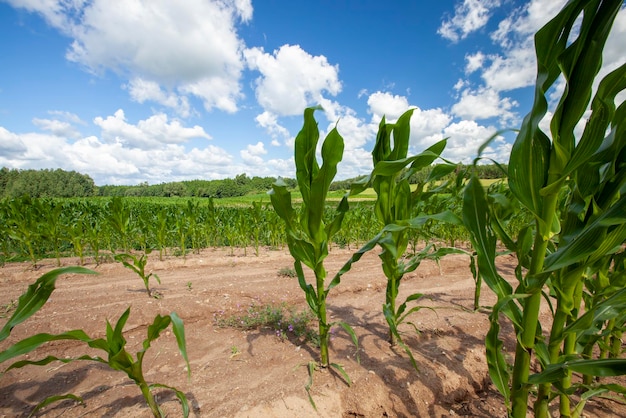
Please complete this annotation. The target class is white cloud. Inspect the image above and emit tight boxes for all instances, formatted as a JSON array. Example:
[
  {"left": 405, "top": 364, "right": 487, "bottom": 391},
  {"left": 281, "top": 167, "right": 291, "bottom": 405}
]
[
  {"left": 465, "top": 51, "right": 486, "bottom": 73},
  {"left": 93, "top": 109, "right": 210, "bottom": 149},
  {"left": 245, "top": 44, "right": 341, "bottom": 116},
  {"left": 410, "top": 108, "right": 453, "bottom": 146},
  {"left": 441, "top": 120, "right": 505, "bottom": 163},
  {"left": 452, "top": 87, "right": 518, "bottom": 124},
  {"left": 320, "top": 98, "right": 375, "bottom": 154},
  {"left": 0, "top": 124, "right": 241, "bottom": 185},
  {"left": 600, "top": 5, "right": 626, "bottom": 102},
  {"left": 480, "top": 47, "right": 537, "bottom": 92},
  {"left": 367, "top": 91, "right": 411, "bottom": 123},
  {"left": 32, "top": 117, "right": 81, "bottom": 138},
  {"left": 127, "top": 78, "right": 191, "bottom": 117},
  {"left": 0, "top": 126, "right": 27, "bottom": 156},
  {"left": 438, "top": 0, "right": 502, "bottom": 42},
  {"left": 255, "top": 111, "right": 290, "bottom": 141},
  {"left": 47, "top": 110, "right": 85, "bottom": 125},
  {"left": 240, "top": 141, "right": 267, "bottom": 166},
  {"left": 8, "top": 0, "right": 252, "bottom": 114}
]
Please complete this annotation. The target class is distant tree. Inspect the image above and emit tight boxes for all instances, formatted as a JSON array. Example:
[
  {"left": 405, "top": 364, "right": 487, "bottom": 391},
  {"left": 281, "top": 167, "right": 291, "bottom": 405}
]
[
  {"left": 0, "top": 168, "right": 95, "bottom": 198},
  {"left": 163, "top": 182, "right": 186, "bottom": 197}
]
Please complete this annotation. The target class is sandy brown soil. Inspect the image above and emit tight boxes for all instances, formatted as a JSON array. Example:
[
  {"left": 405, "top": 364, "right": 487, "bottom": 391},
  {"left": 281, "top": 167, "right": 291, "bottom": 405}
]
[{"left": 0, "top": 246, "right": 624, "bottom": 418}]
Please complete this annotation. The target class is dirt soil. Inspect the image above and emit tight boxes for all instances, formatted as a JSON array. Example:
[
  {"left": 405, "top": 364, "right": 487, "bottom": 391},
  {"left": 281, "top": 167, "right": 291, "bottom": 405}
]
[{"left": 1, "top": 246, "right": 625, "bottom": 418}]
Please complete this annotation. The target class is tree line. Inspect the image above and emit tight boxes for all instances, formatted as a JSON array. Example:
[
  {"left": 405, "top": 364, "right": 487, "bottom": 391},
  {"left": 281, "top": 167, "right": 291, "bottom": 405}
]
[{"left": 0, "top": 164, "right": 506, "bottom": 198}]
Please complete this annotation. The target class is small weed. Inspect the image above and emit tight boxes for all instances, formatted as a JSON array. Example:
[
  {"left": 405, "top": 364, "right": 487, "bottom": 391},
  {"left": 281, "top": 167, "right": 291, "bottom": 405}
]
[
  {"left": 277, "top": 267, "right": 297, "bottom": 278},
  {"left": 230, "top": 345, "right": 240, "bottom": 359},
  {"left": 215, "top": 302, "right": 317, "bottom": 345},
  {"left": 0, "top": 300, "right": 17, "bottom": 318},
  {"left": 186, "top": 281, "right": 193, "bottom": 291}
]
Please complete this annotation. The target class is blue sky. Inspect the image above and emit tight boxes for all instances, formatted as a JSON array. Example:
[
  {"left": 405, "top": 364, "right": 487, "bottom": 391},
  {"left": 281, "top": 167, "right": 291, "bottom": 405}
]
[{"left": 0, "top": 1, "right": 624, "bottom": 186}]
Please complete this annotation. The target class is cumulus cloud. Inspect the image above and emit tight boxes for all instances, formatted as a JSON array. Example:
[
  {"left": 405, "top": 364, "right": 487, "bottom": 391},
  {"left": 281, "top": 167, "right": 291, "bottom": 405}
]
[
  {"left": 32, "top": 117, "right": 81, "bottom": 138},
  {"left": 245, "top": 44, "right": 341, "bottom": 116},
  {"left": 240, "top": 141, "right": 267, "bottom": 166},
  {"left": 0, "top": 123, "right": 242, "bottom": 185},
  {"left": 0, "top": 126, "right": 27, "bottom": 157},
  {"left": 446, "top": 0, "right": 573, "bottom": 126},
  {"left": 93, "top": 109, "right": 210, "bottom": 149},
  {"left": 367, "top": 91, "right": 411, "bottom": 123},
  {"left": 255, "top": 111, "right": 290, "bottom": 142},
  {"left": 452, "top": 87, "right": 518, "bottom": 124},
  {"left": 7, "top": 0, "right": 252, "bottom": 114},
  {"left": 465, "top": 51, "right": 486, "bottom": 74},
  {"left": 127, "top": 78, "right": 191, "bottom": 117},
  {"left": 441, "top": 120, "right": 504, "bottom": 163},
  {"left": 438, "top": 0, "right": 502, "bottom": 42}
]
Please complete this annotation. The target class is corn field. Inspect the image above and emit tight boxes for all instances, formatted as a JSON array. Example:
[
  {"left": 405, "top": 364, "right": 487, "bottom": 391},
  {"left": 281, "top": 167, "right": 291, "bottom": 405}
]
[
  {"left": 1, "top": 1, "right": 624, "bottom": 416},
  {"left": 0, "top": 196, "right": 381, "bottom": 265}
]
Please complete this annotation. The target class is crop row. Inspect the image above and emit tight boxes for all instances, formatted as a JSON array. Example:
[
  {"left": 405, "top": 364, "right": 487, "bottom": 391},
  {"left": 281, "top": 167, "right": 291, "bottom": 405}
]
[{"left": 0, "top": 195, "right": 462, "bottom": 266}]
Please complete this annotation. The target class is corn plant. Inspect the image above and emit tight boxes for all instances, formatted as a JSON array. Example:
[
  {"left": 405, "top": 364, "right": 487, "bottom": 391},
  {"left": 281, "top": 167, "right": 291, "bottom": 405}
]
[
  {"left": 115, "top": 251, "right": 161, "bottom": 298},
  {"left": 67, "top": 211, "right": 89, "bottom": 265},
  {"left": 154, "top": 206, "right": 172, "bottom": 260},
  {"left": 105, "top": 197, "right": 134, "bottom": 253},
  {"left": 0, "top": 267, "right": 191, "bottom": 417},
  {"left": 269, "top": 106, "right": 358, "bottom": 381},
  {"left": 340, "top": 109, "right": 462, "bottom": 369},
  {"left": 36, "top": 199, "right": 66, "bottom": 266},
  {"left": 5, "top": 196, "right": 41, "bottom": 266},
  {"left": 463, "top": 1, "right": 626, "bottom": 416}
]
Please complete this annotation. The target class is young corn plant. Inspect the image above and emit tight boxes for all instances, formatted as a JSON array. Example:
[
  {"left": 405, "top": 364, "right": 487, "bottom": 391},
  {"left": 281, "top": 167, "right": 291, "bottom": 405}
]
[
  {"left": 105, "top": 197, "right": 134, "bottom": 253},
  {"left": 269, "top": 106, "right": 358, "bottom": 384},
  {"left": 0, "top": 267, "right": 191, "bottom": 418},
  {"left": 115, "top": 251, "right": 162, "bottom": 298},
  {"left": 342, "top": 109, "right": 462, "bottom": 369},
  {"left": 463, "top": 1, "right": 626, "bottom": 416}
]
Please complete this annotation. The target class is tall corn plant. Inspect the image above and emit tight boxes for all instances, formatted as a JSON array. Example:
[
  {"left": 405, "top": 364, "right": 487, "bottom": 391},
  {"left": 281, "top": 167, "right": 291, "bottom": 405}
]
[
  {"left": 345, "top": 110, "right": 460, "bottom": 368},
  {"left": 269, "top": 106, "right": 358, "bottom": 376},
  {"left": 463, "top": 1, "right": 626, "bottom": 416}
]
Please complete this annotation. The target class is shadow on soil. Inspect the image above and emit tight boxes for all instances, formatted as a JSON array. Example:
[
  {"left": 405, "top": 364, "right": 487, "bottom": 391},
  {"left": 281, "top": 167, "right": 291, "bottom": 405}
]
[{"left": 0, "top": 361, "right": 199, "bottom": 418}]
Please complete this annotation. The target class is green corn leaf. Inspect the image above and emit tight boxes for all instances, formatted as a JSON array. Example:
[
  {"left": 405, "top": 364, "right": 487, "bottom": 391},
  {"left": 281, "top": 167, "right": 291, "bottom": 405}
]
[
  {"left": 330, "top": 362, "right": 352, "bottom": 387},
  {"left": 390, "top": 108, "right": 413, "bottom": 160},
  {"left": 508, "top": 0, "right": 585, "bottom": 218},
  {"left": 396, "top": 293, "right": 425, "bottom": 318},
  {"left": 5, "top": 354, "right": 104, "bottom": 373},
  {"left": 335, "top": 321, "right": 360, "bottom": 364},
  {"left": 543, "top": 197, "right": 626, "bottom": 273},
  {"left": 329, "top": 232, "right": 381, "bottom": 286},
  {"left": 348, "top": 174, "right": 372, "bottom": 196},
  {"left": 170, "top": 312, "right": 191, "bottom": 379},
  {"left": 268, "top": 179, "right": 295, "bottom": 226},
  {"left": 294, "top": 261, "right": 318, "bottom": 313},
  {"left": 144, "top": 313, "right": 172, "bottom": 351},
  {"left": 27, "top": 394, "right": 84, "bottom": 418},
  {"left": 150, "top": 383, "right": 190, "bottom": 418},
  {"left": 325, "top": 194, "right": 349, "bottom": 240},
  {"left": 529, "top": 358, "right": 626, "bottom": 385},
  {"left": 294, "top": 106, "right": 322, "bottom": 206},
  {"left": 110, "top": 307, "right": 131, "bottom": 351},
  {"left": 308, "top": 127, "right": 344, "bottom": 240},
  {"left": 423, "top": 160, "right": 456, "bottom": 183},
  {"left": 486, "top": 311, "right": 510, "bottom": 407},
  {"left": 0, "top": 267, "right": 97, "bottom": 342},
  {"left": 0, "top": 330, "right": 94, "bottom": 365},
  {"left": 560, "top": 63, "right": 626, "bottom": 185},
  {"left": 462, "top": 175, "right": 513, "bottom": 300},
  {"left": 382, "top": 303, "right": 419, "bottom": 372},
  {"left": 564, "top": 287, "right": 626, "bottom": 338},
  {"left": 397, "top": 304, "right": 434, "bottom": 326},
  {"left": 304, "top": 361, "right": 318, "bottom": 411}
]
